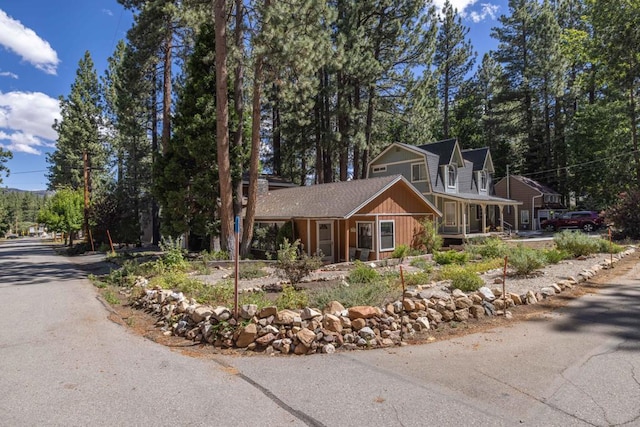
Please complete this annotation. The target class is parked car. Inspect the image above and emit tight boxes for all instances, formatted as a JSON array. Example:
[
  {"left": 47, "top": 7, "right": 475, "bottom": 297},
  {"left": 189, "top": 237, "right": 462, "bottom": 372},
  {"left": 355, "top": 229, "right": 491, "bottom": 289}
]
[
  {"left": 5, "top": 233, "right": 19, "bottom": 239},
  {"left": 540, "top": 211, "right": 604, "bottom": 232}
]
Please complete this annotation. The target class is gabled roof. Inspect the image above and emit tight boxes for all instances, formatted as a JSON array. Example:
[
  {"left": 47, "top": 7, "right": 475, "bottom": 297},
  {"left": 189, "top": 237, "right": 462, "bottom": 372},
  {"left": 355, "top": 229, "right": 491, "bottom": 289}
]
[
  {"left": 510, "top": 175, "right": 560, "bottom": 195},
  {"left": 417, "top": 138, "right": 465, "bottom": 167},
  {"left": 462, "top": 147, "right": 494, "bottom": 173},
  {"left": 255, "top": 175, "right": 441, "bottom": 220}
]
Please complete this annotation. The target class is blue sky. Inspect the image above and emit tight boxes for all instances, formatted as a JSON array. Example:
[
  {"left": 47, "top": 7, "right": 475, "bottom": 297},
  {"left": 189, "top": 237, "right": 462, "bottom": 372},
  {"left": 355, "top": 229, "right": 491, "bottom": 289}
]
[{"left": 0, "top": 0, "right": 504, "bottom": 191}]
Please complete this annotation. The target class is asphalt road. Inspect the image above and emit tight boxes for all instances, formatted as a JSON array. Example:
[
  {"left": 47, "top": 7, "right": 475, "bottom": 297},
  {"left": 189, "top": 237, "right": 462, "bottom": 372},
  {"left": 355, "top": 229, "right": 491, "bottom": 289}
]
[{"left": 1, "top": 239, "right": 639, "bottom": 426}]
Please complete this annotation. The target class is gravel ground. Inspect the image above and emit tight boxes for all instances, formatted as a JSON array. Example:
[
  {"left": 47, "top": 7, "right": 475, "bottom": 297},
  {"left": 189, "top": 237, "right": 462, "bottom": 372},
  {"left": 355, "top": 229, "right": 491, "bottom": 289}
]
[{"left": 195, "top": 251, "right": 628, "bottom": 297}]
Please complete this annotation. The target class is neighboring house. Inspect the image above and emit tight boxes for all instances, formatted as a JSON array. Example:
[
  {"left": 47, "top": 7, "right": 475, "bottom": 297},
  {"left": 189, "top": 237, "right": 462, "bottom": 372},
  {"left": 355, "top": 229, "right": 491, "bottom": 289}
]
[
  {"left": 254, "top": 175, "right": 441, "bottom": 262},
  {"left": 367, "top": 139, "right": 521, "bottom": 239},
  {"left": 494, "top": 175, "right": 566, "bottom": 231}
]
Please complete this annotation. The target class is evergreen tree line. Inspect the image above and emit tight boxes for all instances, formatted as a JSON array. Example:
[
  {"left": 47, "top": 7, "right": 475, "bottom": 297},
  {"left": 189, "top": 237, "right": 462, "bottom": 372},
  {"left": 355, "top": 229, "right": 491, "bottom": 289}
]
[
  {"left": 44, "top": 0, "right": 640, "bottom": 252},
  {"left": 0, "top": 190, "right": 47, "bottom": 236}
]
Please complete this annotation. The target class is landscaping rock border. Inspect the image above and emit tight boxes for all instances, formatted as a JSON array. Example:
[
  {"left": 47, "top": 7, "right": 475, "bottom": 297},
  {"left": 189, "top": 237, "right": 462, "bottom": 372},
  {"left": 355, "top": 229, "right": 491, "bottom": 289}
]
[{"left": 131, "top": 248, "right": 635, "bottom": 355}]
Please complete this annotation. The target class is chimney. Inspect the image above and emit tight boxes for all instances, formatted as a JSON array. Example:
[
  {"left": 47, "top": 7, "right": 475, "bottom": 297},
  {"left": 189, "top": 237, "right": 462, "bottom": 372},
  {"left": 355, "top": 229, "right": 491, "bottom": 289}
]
[{"left": 257, "top": 178, "right": 269, "bottom": 195}]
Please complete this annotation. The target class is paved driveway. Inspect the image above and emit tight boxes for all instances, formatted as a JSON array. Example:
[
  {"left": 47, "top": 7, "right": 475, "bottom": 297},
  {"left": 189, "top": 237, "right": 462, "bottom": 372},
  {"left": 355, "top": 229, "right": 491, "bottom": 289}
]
[{"left": 1, "top": 238, "right": 639, "bottom": 426}]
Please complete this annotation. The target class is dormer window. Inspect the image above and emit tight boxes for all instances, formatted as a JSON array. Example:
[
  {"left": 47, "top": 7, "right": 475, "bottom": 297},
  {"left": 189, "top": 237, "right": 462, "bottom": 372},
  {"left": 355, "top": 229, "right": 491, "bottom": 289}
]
[
  {"left": 479, "top": 171, "right": 487, "bottom": 191},
  {"left": 447, "top": 165, "right": 457, "bottom": 188}
]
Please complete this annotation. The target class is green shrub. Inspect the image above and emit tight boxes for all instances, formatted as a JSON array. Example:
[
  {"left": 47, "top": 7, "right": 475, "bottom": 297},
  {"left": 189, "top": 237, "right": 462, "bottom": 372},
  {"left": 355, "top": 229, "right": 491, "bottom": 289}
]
[
  {"left": 102, "top": 289, "right": 120, "bottom": 305},
  {"left": 309, "top": 280, "right": 398, "bottom": 309},
  {"left": 401, "top": 271, "right": 432, "bottom": 287},
  {"left": 434, "top": 250, "right": 469, "bottom": 265},
  {"left": 238, "top": 262, "right": 267, "bottom": 280},
  {"left": 275, "top": 284, "right": 309, "bottom": 309},
  {"left": 348, "top": 260, "right": 380, "bottom": 284},
  {"left": 543, "top": 248, "right": 570, "bottom": 264},
  {"left": 508, "top": 246, "right": 546, "bottom": 275},
  {"left": 274, "top": 239, "right": 322, "bottom": 284},
  {"left": 465, "top": 258, "right": 505, "bottom": 274},
  {"left": 438, "top": 265, "right": 483, "bottom": 292},
  {"left": 465, "top": 237, "right": 508, "bottom": 259},
  {"left": 417, "top": 218, "right": 443, "bottom": 254},
  {"left": 200, "top": 250, "right": 230, "bottom": 261},
  {"left": 596, "top": 238, "right": 624, "bottom": 254},
  {"left": 409, "top": 257, "right": 432, "bottom": 271},
  {"left": 606, "top": 189, "right": 640, "bottom": 239},
  {"left": 391, "top": 244, "right": 410, "bottom": 260},
  {"left": 159, "top": 237, "right": 189, "bottom": 271},
  {"left": 553, "top": 230, "right": 600, "bottom": 257}
]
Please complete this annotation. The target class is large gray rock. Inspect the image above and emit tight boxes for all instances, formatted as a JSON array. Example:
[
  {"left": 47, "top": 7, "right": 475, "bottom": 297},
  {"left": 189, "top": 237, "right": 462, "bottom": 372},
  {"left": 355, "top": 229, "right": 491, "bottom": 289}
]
[
  {"left": 478, "top": 286, "right": 495, "bottom": 301},
  {"left": 358, "top": 327, "right": 376, "bottom": 340}
]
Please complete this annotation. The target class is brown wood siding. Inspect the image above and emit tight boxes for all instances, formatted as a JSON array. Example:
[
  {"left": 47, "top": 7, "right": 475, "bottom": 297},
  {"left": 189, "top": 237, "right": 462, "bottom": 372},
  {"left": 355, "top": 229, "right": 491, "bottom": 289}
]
[
  {"left": 359, "top": 183, "right": 436, "bottom": 215},
  {"left": 495, "top": 178, "right": 538, "bottom": 228}
]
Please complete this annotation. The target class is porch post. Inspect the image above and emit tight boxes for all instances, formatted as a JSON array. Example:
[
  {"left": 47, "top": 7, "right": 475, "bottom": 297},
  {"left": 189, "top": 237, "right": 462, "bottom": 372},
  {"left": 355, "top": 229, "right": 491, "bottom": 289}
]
[
  {"left": 514, "top": 205, "right": 519, "bottom": 232},
  {"left": 462, "top": 203, "right": 467, "bottom": 238},
  {"left": 481, "top": 203, "right": 487, "bottom": 232},
  {"left": 344, "top": 220, "right": 349, "bottom": 262},
  {"left": 499, "top": 206, "right": 504, "bottom": 231},
  {"left": 375, "top": 214, "right": 380, "bottom": 261},
  {"left": 306, "top": 219, "right": 311, "bottom": 255}
]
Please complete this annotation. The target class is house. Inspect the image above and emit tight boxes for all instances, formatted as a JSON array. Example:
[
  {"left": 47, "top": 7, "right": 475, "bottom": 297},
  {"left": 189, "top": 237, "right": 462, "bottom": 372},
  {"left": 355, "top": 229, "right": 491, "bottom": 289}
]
[
  {"left": 254, "top": 175, "right": 441, "bottom": 262},
  {"left": 494, "top": 175, "right": 566, "bottom": 231},
  {"left": 367, "top": 139, "right": 521, "bottom": 239}
]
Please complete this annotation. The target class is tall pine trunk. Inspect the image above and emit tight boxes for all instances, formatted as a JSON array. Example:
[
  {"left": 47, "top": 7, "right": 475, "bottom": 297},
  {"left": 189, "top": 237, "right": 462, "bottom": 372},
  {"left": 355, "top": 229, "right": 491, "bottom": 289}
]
[{"left": 214, "top": 0, "right": 234, "bottom": 253}]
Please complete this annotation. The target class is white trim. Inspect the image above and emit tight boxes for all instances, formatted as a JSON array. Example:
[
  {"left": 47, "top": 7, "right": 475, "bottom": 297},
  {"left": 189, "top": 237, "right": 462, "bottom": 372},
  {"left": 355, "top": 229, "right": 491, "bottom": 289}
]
[
  {"left": 372, "top": 165, "right": 387, "bottom": 173},
  {"left": 479, "top": 170, "right": 488, "bottom": 193},
  {"left": 446, "top": 165, "right": 457, "bottom": 190},
  {"left": 379, "top": 220, "right": 395, "bottom": 252}
]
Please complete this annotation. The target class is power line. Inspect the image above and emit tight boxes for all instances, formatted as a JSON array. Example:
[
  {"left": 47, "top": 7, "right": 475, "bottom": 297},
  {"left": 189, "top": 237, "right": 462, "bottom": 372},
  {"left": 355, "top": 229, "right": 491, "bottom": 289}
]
[
  {"left": 9, "top": 169, "right": 47, "bottom": 175},
  {"left": 517, "top": 149, "right": 640, "bottom": 179}
]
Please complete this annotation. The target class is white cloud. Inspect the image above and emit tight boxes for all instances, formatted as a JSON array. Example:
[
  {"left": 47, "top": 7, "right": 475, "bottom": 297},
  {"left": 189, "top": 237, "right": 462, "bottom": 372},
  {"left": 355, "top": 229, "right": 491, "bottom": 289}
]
[
  {"left": 102, "top": 9, "right": 114, "bottom": 17},
  {"left": 0, "top": 91, "right": 60, "bottom": 154},
  {"left": 469, "top": 3, "right": 500, "bottom": 23},
  {"left": 432, "top": 0, "right": 478, "bottom": 14},
  {"left": 0, "top": 71, "right": 18, "bottom": 79},
  {"left": 432, "top": 0, "right": 500, "bottom": 23},
  {"left": 0, "top": 9, "right": 60, "bottom": 75}
]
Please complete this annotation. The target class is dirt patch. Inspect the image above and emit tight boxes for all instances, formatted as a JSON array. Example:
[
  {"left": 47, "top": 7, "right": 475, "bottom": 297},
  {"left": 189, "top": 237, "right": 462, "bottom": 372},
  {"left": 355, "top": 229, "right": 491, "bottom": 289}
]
[{"left": 99, "top": 250, "right": 640, "bottom": 358}]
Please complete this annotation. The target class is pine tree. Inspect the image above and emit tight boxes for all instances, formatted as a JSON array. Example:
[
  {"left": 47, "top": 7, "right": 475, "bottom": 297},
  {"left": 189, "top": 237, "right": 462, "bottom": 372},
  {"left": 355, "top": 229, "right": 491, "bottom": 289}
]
[
  {"left": 434, "top": 0, "right": 476, "bottom": 139},
  {"left": 0, "top": 148, "right": 12, "bottom": 185}
]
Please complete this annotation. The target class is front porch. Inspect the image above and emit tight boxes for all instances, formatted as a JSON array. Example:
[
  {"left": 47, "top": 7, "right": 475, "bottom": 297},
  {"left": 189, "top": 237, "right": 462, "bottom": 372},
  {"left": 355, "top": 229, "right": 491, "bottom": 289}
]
[{"left": 435, "top": 194, "right": 521, "bottom": 241}]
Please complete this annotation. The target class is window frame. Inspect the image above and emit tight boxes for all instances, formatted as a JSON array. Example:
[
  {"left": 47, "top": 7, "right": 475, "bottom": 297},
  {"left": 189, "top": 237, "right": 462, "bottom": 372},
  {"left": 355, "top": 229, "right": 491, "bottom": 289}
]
[
  {"left": 356, "top": 221, "right": 374, "bottom": 250},
  {"left": 372, "top": 165, "right": 387, "bottom": 174},
  {"left": 411, "top": 162, "right": 427, "bottom": 182},
  {"left": 379, "top": 220, "right": 395, "bottom": 252},
  {"left": 521, "top": 209, "right": 530, "bottom": 224},
  {"left": 447, "top": 165, "right": 457, "bottom": 188},
  {"left": 479, "top": 170, "right": 487, "bottom": 192}
]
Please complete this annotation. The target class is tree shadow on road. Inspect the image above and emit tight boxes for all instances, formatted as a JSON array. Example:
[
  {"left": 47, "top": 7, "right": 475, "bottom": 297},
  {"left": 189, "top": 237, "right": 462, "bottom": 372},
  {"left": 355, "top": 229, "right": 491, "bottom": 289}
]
[
  {"left": 0, "top": 240, "right": 116, "bottom": 286},
  {"left": 551, "top": 283, "right": 640, "bottom": 351}
]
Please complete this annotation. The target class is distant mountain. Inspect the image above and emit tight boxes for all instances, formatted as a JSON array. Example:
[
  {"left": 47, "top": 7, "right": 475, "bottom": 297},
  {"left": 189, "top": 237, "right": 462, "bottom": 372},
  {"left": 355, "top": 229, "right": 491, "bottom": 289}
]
[{"left": 1, "top": 188, "right": 50, "bottom": 197}]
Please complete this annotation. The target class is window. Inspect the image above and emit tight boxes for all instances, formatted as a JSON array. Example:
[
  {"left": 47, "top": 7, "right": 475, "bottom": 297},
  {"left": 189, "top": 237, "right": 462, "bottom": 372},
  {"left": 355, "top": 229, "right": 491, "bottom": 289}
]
[
  {"left": 357, "top": 222, "right": 373, "bottom": 250},
  {"left": 411, "top": 163, "right": 427, "bottom": 182},
  {"left": 379, "top": 220, "right": 395, "bottom": 251},
  {"left": 372, "top": 165, "right": 387, "bottom": 173},
  {"left": 447, "top": 165, "right": 457, "bottom": 188},
  {"left": 479, "top": 171, "right": 487, "bottom": 191},
  {"left": 444, "top": 202, "right": 456, "bottom": 226},
  {"left": 521, "top": 210, "right": 530, "bottom": 224}
]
